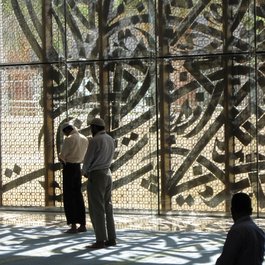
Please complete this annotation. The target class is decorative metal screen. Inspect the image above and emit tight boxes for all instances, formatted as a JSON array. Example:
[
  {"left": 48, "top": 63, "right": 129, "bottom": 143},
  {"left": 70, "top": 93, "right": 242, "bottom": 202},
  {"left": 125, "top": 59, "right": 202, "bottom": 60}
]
[{"left": 0, "top": 0, "right": 264, "bottom": 216}]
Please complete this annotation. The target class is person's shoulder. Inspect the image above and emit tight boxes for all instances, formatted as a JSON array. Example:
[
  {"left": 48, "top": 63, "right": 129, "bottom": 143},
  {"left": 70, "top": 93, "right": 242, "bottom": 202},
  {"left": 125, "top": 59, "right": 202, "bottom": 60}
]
[
  {"left": 105, "top": 133, "right": 115, "bottom": 142},
  {"left": 80, "top": 135, "right": 89, "bottom": 144},
  {"left": 105, "top": 132, "right": 114, "bottom": 138},
  {"left": 79, "top": 132, "right": 88, "bottom": 140},
  {"left": 233, "top": 217, "right": 261, "bottom": 232}
]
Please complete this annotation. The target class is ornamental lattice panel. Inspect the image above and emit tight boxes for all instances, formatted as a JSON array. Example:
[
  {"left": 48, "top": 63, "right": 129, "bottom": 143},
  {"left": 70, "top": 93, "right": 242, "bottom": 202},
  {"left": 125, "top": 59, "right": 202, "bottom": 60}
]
[{"left": 0, "top": 0, "right": 264, "bottom": 215}]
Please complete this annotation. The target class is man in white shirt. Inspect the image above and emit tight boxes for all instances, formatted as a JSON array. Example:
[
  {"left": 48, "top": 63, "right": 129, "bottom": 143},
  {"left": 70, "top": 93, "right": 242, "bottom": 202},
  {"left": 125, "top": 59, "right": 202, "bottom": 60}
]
[
  {"left": 59, "top": 122, "right": 88, "bottom": 233},
  {"left": 82, "top": 118, "right": 116, "bottom": 249},
  {"left": 216, "top": 192, "right": 265, "bottom": 265}
]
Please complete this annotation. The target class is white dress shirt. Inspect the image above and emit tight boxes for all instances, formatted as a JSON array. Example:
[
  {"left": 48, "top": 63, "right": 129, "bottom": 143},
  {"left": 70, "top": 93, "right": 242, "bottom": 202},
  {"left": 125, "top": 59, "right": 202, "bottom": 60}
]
[{"left": 59, "top": 128, "right": 88, "bottom": 163}]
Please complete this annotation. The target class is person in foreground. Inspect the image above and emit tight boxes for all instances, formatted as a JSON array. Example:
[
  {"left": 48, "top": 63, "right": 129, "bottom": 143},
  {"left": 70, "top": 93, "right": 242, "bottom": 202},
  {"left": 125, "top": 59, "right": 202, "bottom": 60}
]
[
  {"left": 216, "top": 192, "right": 265, "bottom": 265},
  {"left": 82, "top": 117, "right": 116, "bottom": 249},
  {"left": 59, "top": 122, "right": 88, "bottom": 233}
]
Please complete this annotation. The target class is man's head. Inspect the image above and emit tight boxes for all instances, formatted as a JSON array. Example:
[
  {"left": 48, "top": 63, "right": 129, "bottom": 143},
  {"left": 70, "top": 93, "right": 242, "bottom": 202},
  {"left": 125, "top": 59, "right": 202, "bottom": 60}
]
[
  {"left": 231, "top": 192, "right": 252, "bottom": 222},
  {"left": 62, "top": 122, "right": 74, "bottom": 136},
  {"left": 90, "top": 118, "right": 105, "bottom": 136}
]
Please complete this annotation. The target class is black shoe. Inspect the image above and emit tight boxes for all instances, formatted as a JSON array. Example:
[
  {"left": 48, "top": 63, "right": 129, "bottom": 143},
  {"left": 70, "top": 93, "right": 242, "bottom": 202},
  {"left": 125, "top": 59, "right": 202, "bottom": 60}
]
[
  {"left": 77, "top": 226, "right": 87, "bottom": 233},
  {"left": 64, "top": 228, "right": 78, "bottom": 234},
  {"left": 105, "top": 239, "right": 116, "bottom": 246},
  {"left": 85, "top": 241, "right": 105, "bottom": 249}
]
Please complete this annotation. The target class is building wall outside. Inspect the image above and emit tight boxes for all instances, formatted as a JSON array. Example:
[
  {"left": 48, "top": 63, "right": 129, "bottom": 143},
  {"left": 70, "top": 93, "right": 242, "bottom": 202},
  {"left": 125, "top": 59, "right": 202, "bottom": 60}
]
[{"left": 0, "top": 0, "right": 264, "bottom": 216}]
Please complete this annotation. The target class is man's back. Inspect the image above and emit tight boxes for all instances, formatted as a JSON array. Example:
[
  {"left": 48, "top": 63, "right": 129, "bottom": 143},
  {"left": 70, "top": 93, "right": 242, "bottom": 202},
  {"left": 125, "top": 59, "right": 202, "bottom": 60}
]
[
  {"left": 82, "top": 131, "right": 115, "bottom": 174},
  {"left": 60, "top": 128, "right": 88, "bottom": 163}
]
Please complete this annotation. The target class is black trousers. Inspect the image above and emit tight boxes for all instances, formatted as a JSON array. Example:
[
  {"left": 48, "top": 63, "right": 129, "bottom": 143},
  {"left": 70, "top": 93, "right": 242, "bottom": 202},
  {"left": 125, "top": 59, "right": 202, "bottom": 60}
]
[{"left": 63, "top": 163, "right": 86, "bottom": 226}]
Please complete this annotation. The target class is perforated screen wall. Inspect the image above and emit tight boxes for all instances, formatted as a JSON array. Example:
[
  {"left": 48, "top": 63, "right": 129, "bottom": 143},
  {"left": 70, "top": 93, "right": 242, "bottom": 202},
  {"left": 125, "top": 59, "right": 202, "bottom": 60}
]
[{"left": 0, "top": 0, "right": 264, "bottom": 216}]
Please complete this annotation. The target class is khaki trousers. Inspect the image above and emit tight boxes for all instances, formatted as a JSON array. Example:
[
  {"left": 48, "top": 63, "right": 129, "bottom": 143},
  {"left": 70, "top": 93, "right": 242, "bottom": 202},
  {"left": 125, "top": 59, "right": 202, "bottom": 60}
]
[{"left": 87, "top": 169, "right": 116, "bottom": 242}]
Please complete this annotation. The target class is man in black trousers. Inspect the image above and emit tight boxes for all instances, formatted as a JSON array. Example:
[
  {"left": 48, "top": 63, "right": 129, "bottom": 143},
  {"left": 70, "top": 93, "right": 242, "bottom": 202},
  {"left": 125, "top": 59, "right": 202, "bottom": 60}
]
[{"left": 59, "top": 122, "right": 88, "bottom": 233}]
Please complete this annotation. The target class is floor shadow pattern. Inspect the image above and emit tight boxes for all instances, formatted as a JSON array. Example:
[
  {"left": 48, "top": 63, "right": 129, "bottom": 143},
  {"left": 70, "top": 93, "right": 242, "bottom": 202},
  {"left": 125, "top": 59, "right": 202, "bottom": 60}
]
[
  {"left": 0, "top": 211, "right": 265, "bottom": 265},
  {"left": 0, "top": 225, "right": 223, "bottom": 265}
]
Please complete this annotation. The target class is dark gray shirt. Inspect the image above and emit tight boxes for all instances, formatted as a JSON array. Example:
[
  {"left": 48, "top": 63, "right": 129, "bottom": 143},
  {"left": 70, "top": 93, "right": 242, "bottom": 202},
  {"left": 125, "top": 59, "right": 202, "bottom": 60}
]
[
  {"left": 82, "top": 131, "right": 115, "bottom": 175},
  {"left": 216, "top": 216, "right": 265, "bottom": 265}
]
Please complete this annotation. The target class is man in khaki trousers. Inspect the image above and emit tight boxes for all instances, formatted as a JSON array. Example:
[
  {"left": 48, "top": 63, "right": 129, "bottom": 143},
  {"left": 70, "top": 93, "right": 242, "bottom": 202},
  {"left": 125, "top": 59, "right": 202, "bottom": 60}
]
[{"left": 82, "top": 118, "right": 116, "bottom": 249}]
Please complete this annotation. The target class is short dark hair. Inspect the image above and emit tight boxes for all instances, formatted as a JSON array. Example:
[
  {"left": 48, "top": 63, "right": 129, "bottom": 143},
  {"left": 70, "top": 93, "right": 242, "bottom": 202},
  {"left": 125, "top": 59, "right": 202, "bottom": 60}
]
[{"left": 231, "top": 193, "right": 252, "bottom": 215}]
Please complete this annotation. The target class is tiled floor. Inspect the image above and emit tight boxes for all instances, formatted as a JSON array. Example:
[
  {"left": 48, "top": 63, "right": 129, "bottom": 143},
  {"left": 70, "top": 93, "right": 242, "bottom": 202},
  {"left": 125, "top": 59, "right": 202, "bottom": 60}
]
[{"left": 0, "top": 210, "right": 265, "bottom": 265}]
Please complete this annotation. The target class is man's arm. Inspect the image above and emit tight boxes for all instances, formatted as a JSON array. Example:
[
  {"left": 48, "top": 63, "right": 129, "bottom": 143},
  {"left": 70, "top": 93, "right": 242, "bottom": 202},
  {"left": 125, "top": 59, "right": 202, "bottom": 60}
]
[
  {"left": 59, "top": 137, "right": 73, "bottom": 163},
  {"left": 82, "top": 139, "right": 96, "bottom": 176}
]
